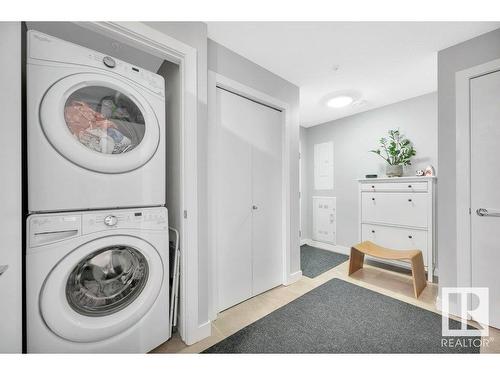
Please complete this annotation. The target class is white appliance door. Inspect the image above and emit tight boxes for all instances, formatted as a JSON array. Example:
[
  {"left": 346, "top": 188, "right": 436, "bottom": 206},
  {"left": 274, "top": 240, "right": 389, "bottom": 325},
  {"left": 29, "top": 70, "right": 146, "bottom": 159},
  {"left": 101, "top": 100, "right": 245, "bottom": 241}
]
[
  {"left": 40, "top": 235, "right": 164, "bottom": 342},
  {"left": 40, "top": 73, "right": 160, "bottom": 173},
  {"left": 216, "top": 87, "right": 283, "bottom": 311},
  {"left": 470, "top": 70, "right": 500, "bottom": 329}
]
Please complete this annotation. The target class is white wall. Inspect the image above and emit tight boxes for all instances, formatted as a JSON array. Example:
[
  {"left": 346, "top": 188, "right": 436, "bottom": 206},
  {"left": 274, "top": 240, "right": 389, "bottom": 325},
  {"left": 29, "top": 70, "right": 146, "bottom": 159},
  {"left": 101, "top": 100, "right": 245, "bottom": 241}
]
[
  {"left": 301, "top": 92, "right": 437, "bottom": 247},
  {"left": 0, "top": 22, "right": 23, "bottom": 353},
  {"left": 208, "top": 39, "right": 301, "bottom": 281},
  {"left": 437, "top": 27, "right": 500, "bottom": 292}
]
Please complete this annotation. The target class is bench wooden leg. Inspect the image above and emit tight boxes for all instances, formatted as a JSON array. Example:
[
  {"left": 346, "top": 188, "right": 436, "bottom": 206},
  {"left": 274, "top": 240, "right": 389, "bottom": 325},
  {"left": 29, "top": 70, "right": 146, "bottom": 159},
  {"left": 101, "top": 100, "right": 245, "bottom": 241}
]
[
  {"left": 348, "top": 247, "right": 365, "bottom": 276},
  {"left": 410, "top": 252, "right": 427, "bottom": 298}
]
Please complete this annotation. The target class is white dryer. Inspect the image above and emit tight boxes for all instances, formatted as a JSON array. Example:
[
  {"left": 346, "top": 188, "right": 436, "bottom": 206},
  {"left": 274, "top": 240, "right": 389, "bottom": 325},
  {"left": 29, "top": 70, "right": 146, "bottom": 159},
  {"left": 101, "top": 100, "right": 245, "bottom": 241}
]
[
  {"left": 26, "top": 207, "right": 170, "bottom": 353},
  {"left": 27, "top": 30, "right": 166, "bottom": 212}
]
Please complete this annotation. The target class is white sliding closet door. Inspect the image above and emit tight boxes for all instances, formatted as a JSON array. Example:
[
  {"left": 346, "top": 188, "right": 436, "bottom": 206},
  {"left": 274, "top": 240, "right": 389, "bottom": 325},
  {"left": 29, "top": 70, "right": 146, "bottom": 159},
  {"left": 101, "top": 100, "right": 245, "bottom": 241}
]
[
  {"left": 216, "top": 87, "right": 282, "bottom": 312},
  {"left": 251, "top": 94, "right": 283, "bottom": 296}
]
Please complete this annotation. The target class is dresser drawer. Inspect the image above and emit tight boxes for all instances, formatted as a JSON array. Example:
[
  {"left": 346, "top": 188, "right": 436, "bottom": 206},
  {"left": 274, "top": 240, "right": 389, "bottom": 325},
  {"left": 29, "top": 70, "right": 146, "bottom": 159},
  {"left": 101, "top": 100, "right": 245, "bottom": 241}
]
[
  {"left": 361, "top": 224, "right": 428, "bottom": 266},
  {"left": 361, "top": 192, "right": 428, "bottom": 228},
  {"left": 360, "top": 181, "right": 428, "bottom": 193}
]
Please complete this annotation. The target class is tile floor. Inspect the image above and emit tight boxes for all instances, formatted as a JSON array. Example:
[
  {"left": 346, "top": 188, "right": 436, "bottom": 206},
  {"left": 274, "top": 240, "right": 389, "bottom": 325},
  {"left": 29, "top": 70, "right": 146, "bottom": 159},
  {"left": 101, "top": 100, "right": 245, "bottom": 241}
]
[{"left": 151, "top": 259, "right": 499, "bottom": 354}]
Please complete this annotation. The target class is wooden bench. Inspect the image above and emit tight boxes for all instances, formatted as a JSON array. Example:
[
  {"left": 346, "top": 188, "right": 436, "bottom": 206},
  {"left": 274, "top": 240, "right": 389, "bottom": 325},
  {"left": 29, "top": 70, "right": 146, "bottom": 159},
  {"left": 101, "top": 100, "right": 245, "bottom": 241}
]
[{"left": 348, "top": 241, "right": 427, "bottom": 298}]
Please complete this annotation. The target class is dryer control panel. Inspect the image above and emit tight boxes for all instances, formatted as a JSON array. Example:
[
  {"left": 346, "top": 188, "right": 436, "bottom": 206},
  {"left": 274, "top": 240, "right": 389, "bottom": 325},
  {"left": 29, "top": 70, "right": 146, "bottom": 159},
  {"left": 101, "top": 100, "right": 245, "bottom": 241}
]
[{"left": 28, "top": 30, "right": 165, "bottom": 97}]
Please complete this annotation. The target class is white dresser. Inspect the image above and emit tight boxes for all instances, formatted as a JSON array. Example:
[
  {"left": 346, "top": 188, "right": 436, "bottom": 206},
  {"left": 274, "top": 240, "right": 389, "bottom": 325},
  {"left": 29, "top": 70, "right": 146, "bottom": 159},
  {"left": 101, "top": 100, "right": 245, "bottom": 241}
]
[{"left": 358, "top": 176, "right": 436, "bottom": 281}]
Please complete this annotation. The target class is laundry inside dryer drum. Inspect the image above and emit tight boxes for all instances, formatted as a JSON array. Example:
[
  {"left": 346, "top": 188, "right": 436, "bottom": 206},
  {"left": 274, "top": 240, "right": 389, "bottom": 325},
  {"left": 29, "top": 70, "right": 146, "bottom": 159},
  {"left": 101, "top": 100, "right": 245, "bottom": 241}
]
[
  {"left": 66, "top": 245, "right": 149, "bottom": 317},
  {"left": 64, "top": 86, "right": 146, "bottom": 155}
]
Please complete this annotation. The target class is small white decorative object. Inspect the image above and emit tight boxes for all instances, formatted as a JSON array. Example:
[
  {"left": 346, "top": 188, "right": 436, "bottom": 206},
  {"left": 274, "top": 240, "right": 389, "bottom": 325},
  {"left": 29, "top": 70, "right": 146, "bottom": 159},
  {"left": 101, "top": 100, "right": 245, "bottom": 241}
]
[
  {"left": 416, "top": 169, "right": 424, "bottom": 176},
  {"left": 424, "top": 165, "right": 435, "bottom": 177}
]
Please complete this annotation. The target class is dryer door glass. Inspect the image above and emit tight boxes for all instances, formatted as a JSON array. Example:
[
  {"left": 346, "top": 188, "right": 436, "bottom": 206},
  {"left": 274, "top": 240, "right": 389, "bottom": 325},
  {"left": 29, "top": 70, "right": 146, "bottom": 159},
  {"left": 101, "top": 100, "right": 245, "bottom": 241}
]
[
  {"left": 66, "top": 245, "right": 149, "bottom": 317},
  {"left": 64, "top": 86, "right": 145, "bottom": 154}
]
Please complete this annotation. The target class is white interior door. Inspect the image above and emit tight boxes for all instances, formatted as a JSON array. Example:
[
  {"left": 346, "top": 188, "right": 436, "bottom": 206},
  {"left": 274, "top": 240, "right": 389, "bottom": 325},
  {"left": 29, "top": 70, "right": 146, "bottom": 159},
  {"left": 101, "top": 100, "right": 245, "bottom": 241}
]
[
  {"left": 216, "top": 88, "right": 253, "bottom": 311},
  {"left": 470, "top": 70, "right": 500, "bottom": 329},
  {"left": 251, "top": 97, "right": 283, "bottom": 296},
  {"left": 216, "top": 87, "right": 282, "bottom": 311}
]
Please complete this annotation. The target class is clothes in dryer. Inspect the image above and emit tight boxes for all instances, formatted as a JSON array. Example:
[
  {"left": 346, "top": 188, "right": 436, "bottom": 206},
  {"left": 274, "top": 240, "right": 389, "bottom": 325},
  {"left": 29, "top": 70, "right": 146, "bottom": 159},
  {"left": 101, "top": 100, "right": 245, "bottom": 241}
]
[{"left": 27, "top": 30, "right": 166, "bottom": 212}]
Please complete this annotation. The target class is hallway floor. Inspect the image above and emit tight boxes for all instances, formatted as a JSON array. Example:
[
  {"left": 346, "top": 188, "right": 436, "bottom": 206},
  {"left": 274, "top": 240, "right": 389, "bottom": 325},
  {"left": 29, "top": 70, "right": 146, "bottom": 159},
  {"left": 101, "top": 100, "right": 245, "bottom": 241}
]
[{"left": 152, "top": 260, "right": 500, "bottom": 354}]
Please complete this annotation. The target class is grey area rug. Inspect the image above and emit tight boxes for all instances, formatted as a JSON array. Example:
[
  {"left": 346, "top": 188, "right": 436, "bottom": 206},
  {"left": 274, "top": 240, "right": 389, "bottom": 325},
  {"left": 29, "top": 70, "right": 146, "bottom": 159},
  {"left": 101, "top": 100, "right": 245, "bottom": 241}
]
[
  {"left": 203, "top": 278, "right": 479, "bottom": 353},
  {"left": 300, "top": 245, "right": 349, "bottom": 278}
]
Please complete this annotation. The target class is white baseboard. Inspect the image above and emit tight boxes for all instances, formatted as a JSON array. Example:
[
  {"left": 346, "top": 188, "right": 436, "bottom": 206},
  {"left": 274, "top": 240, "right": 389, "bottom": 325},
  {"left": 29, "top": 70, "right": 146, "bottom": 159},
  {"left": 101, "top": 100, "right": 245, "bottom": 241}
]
[
  {"left": 285, "top": 270, "right": 303, "bottom": 285},
  {"left": 299, "top": 238, "right": 307, "bottom": 246},
  {"left": 302, "top": 238, "right": 350, "bottom": 255},
  {"left": 184, "top": 320, "right": 212, "bottom": 345}
]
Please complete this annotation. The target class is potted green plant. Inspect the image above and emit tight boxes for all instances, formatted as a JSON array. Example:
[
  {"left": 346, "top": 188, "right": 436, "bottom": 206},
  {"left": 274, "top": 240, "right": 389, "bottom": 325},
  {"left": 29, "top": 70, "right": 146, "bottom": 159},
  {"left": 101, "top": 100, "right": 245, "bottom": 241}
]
[{"left": 370, "top": 129, "right": 416, "bottom": 177}]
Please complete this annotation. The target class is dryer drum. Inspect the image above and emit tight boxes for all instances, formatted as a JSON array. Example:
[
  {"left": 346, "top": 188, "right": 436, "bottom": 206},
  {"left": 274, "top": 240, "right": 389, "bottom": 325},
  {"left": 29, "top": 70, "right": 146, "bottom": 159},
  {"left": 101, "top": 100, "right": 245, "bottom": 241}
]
[{"left": 66, "top": 245, "right": 149, "bottom": 317}]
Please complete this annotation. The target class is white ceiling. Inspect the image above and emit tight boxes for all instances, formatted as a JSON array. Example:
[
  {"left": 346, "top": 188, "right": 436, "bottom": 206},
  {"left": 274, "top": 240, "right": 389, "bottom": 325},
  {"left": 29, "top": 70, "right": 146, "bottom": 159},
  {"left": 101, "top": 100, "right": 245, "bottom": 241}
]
[{"left": 207, "top": 22, "right": 500, "bottom": 127}]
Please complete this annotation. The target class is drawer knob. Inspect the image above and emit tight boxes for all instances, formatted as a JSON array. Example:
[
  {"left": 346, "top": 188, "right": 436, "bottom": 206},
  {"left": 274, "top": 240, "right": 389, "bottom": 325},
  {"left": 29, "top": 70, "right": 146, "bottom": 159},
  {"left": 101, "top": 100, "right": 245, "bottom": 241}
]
[
  {"left": 371, "top": 185, "right": 375, "bottom": 188},
  {"left": 371, "top": 230, "right": 375, "bottom": 233},
  {"left": 408, "top": 184, "right": 412, "bottom": 188},
  {"left": 408, "top": 198, "right": 412, "bottom": 202},
  {"left": 371, "top": 197, "right": 375, "bottom": 201},
  {"left": 408, "top": 235, "right": 413, "bottom": 239}
]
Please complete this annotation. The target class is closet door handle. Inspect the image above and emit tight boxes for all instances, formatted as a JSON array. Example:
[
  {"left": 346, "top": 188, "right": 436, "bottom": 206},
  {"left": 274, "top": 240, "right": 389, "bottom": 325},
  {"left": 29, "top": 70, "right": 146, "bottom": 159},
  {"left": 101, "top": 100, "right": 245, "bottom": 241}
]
[
  {"left": 0, "top": 265, "right": 8, "bottom": 277},
  {"left": 476, "top": 208, "right": 500, "bottom": 217}
]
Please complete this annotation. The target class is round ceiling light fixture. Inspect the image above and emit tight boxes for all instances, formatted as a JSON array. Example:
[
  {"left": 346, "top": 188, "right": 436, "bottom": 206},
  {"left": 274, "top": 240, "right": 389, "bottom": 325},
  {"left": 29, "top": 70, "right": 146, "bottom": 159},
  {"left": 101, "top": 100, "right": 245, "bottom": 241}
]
[{"left": 326, "top": 95, "right": 354, "bottom": 108}]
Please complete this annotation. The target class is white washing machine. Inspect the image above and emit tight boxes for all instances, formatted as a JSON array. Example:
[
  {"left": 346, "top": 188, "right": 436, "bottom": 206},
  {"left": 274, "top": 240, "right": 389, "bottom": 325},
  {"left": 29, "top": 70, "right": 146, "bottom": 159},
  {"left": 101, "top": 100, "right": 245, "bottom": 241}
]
[
  {"left": 27, "top": 30, "right": 166, "bottom": 212},
  {"left": 26, "top": 207, "right": 170, "bottom": 353}
]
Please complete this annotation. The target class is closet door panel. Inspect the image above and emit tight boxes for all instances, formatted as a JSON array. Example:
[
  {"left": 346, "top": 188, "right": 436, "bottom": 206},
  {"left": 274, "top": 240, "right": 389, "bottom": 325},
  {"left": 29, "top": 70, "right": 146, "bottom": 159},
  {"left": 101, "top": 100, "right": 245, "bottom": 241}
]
[
  {"left": 251, "top": 104, "right": 283, "bottom": 296},
  {"left": 216, "top": 88, "right": 253, "bottom": 311}
]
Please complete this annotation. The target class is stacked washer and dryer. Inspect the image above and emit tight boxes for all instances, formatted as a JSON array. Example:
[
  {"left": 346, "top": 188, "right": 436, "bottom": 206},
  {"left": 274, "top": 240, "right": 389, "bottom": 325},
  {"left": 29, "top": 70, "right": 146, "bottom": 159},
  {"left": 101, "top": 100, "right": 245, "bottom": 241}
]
[{"left": 26, "top": 31, "right": 171, "bottom": 353}]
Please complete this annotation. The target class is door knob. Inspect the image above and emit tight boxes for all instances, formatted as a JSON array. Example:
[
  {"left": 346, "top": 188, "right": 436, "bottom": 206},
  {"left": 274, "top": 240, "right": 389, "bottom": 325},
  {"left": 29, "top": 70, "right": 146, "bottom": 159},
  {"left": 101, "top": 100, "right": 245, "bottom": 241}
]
[
  {"left": 252, "top": 205, "right": 258, "bottom": 210},
  {"left": 476, "top": 208, "right": 500, "bottom": 217}
]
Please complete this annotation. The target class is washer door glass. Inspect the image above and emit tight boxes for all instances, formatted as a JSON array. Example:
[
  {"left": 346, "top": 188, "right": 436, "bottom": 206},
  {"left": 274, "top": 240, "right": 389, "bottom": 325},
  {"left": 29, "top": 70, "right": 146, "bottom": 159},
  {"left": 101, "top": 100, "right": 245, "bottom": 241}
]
[
  {"left": 66, "top": 245, "right": 148, "bottom": 317},
  {"left": 64, "top": 86, "right": 145, "bottom": 155}
]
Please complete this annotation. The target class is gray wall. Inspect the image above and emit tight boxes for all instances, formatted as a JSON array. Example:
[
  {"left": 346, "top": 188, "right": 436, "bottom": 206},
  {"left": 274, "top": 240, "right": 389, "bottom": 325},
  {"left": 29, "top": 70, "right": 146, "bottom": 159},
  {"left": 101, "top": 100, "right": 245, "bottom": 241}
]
[
  {"left": 437, "top": 27, "right": 500, "bottom": 290},
  {"left": 208, "top": 39, "right": 302, "bottom": 277},
  {"left": 0, "top": 22, "right": 22, "bottom": 353},
  {"left": 299, "top": 126, "right": 309, "bottom": 242},
  {"left": 301, "top": 92, "right": 437, "bottom": 247},
  {"left": 146, "top": 22, "right": 210, "bottom": 326}
]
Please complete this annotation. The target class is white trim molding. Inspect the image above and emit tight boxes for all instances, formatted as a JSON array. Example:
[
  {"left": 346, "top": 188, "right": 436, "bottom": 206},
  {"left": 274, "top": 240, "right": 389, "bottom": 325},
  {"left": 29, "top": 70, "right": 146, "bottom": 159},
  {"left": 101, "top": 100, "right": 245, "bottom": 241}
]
[
  {"left": 80, "top": 22, "right": 204, "bottom": 345},
  {"left": 208, "top": 71, "right": 295, "bottom": 320},
  {"left": 455, "top": 57, "right": 500, "bottom": 314}
]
